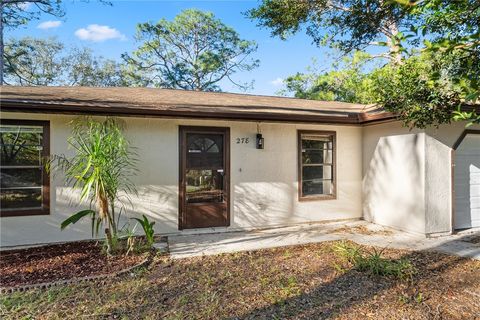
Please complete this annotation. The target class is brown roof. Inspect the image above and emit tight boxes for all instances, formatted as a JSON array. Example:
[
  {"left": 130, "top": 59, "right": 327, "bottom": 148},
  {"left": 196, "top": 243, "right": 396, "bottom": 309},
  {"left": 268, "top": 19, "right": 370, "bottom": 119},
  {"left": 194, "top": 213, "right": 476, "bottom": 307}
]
[{"left": 0, "top": 86, "right": 393, "bottom": 124}]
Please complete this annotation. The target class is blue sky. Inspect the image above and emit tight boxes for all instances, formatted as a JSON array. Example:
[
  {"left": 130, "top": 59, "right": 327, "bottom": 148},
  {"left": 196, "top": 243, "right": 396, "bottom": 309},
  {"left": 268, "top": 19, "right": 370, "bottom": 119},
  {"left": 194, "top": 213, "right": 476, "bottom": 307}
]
[{"left": 9, "top": 0, "right": 340, "bottom": 96}]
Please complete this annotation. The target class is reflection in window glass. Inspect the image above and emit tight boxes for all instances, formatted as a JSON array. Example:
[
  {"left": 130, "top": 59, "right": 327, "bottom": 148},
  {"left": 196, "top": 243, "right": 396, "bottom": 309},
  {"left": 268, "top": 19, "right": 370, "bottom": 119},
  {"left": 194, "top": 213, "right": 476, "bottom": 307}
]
[
  {"left": 299, "top": 132, "right": 335, "bottom": 198},
  {"left": 186, "top": 169, "right": 224, "bottom": 203},
  {"left": 186, "top": 134, "right": 223, "bottom": 169},
  {"left": 0, "top": 124, "right": 45, "bottom": 212}
]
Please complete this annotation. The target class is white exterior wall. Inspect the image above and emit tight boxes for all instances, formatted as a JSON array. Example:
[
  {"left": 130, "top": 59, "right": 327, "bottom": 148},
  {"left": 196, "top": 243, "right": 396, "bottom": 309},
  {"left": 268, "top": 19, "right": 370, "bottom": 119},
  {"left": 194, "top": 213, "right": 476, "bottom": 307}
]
[
  {"left": 363, "top": 120, "right": 480, "bottom": 235},
  {"left": 424, "top": 135, "right": 452, "bottom": 234},
  {"left": 424, "top": 122, "right": 480, "bottom": 233},
  {"left": 362, "top": 122, "right": 426, "bottom": 234},
  {"left": 0, "top": 112, "right": 363, "bottom": 247}
]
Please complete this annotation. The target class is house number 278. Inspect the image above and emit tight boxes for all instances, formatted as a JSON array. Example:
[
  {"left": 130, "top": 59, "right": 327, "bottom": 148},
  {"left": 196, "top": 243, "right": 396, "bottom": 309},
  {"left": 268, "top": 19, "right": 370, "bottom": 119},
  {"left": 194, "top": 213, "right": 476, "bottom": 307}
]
[{"left": 236, "top": 137, "right": 250, "bottom": 144}]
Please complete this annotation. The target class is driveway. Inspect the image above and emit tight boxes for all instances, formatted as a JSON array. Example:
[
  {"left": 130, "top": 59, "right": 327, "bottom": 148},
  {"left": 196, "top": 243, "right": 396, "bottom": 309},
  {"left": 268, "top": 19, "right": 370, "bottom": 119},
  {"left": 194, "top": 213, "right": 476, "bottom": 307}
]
[{"left": 167, "top": 220, "right": 480, "bottom": 260}]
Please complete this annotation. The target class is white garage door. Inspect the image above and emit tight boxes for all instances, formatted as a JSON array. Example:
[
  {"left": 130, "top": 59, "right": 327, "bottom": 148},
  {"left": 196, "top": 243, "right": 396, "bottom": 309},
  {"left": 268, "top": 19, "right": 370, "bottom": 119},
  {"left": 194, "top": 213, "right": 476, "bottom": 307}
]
[{"left": 454, "top": 133, "right": 480, "bottom": 229}]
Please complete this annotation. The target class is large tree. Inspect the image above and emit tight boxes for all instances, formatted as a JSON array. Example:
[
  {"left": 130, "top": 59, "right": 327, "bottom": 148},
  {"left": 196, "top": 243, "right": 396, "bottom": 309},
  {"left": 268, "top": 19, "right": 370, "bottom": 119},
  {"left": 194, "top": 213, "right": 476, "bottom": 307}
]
[
  {"left": 280, "top": 51, "right": 376, "bottom": 103},
  {"left": 404, "top": 0, "right": 480, "bottom": 125},
  {"left": 247, "top": 0, "right": 418, "bottom": 64},
  {"left": 4, "top": 37, "right": 126, "bottom": 86},
  {"left": 0, "top": 0, "right": 110, "bottom": 84},
  {"left": 252, "top": 0, "right": 479, "bottom": 128},
  {"left": 123, "top": 9, "right": 259, "bottom": 91}
]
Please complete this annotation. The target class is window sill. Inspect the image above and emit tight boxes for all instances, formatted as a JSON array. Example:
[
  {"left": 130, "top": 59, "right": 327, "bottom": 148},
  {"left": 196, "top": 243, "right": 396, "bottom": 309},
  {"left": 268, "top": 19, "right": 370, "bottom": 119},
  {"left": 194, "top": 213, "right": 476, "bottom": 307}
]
[
  {"left": 298, "top": 195, "right": 336, "bottom": 202},
  {"left": 0, "top": 208, "right": 50, "bottom": 217}
]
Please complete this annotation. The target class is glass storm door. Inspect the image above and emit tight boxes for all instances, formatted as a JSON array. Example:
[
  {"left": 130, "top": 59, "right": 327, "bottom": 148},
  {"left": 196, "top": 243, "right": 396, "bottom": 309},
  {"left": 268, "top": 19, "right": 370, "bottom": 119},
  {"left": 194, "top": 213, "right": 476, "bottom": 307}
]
[{"left": 179, "top": 127, "right": 230, "bottom": 229}]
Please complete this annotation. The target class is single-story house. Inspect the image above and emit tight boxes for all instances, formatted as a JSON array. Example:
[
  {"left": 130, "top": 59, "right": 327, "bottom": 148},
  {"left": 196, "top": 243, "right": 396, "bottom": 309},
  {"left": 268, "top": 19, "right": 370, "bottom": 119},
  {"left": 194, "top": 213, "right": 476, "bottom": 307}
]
[{"left": 1, "top": 86, "right": 479, "bottom": 247}]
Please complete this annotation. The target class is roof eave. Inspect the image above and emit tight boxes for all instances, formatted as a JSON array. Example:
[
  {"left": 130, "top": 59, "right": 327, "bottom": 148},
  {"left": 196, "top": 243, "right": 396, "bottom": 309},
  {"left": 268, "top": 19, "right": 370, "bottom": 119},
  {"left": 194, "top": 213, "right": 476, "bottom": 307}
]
[{"left": 1, "top": 101, "right": 368, "bottom": 125}]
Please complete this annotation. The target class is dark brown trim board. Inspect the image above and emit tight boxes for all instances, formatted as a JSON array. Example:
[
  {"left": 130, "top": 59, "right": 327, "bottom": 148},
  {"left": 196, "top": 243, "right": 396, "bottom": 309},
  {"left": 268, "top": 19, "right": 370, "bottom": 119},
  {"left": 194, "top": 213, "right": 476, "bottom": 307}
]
[
  {"left": 450, "top": 129, "right": 480, "bottom": 232},
  {"left": 178, "top": 126, "right": 231, "bottom": 230},
  {"left": 0, "top": 119, "right": 50, "bottom": 217},
  {"left": 1, "top": 102, "right": 362, "bottom": 125},
  {"left": 297, "top": 130, "right": 337, "bottom": 202}
]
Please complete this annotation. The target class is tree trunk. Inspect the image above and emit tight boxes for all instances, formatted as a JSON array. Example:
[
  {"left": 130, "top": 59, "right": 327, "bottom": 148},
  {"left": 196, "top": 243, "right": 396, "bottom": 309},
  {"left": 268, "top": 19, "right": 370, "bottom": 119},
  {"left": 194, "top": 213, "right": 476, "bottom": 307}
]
[
  {"left": 104, "top": 227, "right": 113, "bottom": 254},
  {"left": 98, "top": 192, "right": 115, "bottom": 254},
  {"left": 0, "top": 3, "right": 4, "bottom": 84},
  {"left": 385, "top": 19, "right": 403, "bottom": 65}
]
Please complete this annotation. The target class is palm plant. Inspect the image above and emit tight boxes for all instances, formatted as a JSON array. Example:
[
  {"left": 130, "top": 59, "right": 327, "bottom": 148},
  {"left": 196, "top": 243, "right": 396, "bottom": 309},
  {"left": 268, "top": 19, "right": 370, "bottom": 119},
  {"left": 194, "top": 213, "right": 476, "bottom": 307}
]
[{"left": 53, "top": 117, "right": 137, "bottom": 254}]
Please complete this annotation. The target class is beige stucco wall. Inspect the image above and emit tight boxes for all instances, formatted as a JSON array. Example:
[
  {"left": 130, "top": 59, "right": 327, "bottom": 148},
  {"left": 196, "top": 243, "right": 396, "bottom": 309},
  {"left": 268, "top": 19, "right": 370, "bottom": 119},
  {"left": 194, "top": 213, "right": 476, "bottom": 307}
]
[
  {"left": 362, "top": 122, "right": 426, "bottom": 234},
  {"left": 424, "top": 122, "right": 480, "bottom": 234},
  {"left": 363, "top": 120, "right": 480, "bottom": 235},
  {"left": 0, "top": 112, "right": 363, "bottom": 247}
]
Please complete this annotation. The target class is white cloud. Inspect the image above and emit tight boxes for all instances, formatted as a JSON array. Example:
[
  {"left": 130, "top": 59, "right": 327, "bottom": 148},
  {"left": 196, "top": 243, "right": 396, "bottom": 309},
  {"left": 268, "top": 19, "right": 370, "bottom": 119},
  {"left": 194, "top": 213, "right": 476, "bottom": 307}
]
[
  {"left": 75, "top": 24, "right": 126, "bottom": 42},
  {"left": 18, "top": 2, "right": 32, "bottom": 10},
  {"left": 37, "top": 20, "right": 62, "bottom": 30},
  {"left": 270, "top": 77, "right": 284, "bottom": 86}
]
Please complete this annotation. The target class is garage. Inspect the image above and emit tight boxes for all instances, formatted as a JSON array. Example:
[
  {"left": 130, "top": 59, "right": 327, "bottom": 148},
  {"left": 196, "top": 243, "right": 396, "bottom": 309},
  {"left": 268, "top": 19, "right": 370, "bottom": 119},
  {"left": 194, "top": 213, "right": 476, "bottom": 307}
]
[{"left": 454, "top": 131, "right": 480, "bottom": 230}]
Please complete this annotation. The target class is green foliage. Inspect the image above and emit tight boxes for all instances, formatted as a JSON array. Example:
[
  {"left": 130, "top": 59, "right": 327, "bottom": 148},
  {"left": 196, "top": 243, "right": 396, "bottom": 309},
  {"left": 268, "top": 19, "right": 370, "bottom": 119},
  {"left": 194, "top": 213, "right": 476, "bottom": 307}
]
[
  {"left": 253, "top": 0, "right": 479, "bottom": 128},
  {"left": 410, "top": 0, "right": 480, "bottom": 125},
  {"left": 280, "top": 52, "right": 377, "bottom": 104},
  {"left": 370, "top": 51, "right": 470, "bottom": 128},
  {"left": 282, "top": 49, "right": 477, "bottom": 128},
  {"left": 453, "top": 109, "right": 480, "bottom": 127},
  {"left": 4, "top": 37, "right": 127, "bottom": 86},
  {"left": 247, "top": 0, "right": 417, "bottom": 63},
  {"left": 60, "top": 209, "right": 97, "bottom": 234},
  {"left": 4, "top": 37, "right": 65, "bottom": 85},
  {"left": 52, "top": 117, "right": 137, "bottom": 254},
  {"left": 123, "top": 9, "right": 259, "bottom": 91},
  {"left": 332, "top": 241, "right": 416, "bottom": 280},
  {"left": 1, "top": 1, "right": 64, "bottom": 31},
  {"left": 132, "top": 215, "right": 156, "bottom": 247}
]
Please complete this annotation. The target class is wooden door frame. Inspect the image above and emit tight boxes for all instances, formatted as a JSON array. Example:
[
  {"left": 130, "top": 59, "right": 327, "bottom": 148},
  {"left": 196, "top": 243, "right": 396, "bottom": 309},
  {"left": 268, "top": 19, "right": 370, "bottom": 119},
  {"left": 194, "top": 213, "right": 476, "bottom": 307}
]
[
  {"left": 178, "top": 126, "right": 230, "bottom": 230},
  {"left": 451, "top": 129, "right": 480, "bottom": 232}
]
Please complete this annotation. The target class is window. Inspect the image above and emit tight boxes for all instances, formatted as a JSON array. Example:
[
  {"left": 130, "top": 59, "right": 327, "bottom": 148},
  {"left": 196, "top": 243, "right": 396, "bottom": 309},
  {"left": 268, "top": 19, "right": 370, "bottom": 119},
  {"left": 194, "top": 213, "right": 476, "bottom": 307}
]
[
  {"left": 0, "top": 120, "right": 50, "bottom": 217},
  {"left": 185, "top": 133, "right": 224, "bottom": 204},
  {"left": 298, "top": 131, "right": 336, "bottom": 200}
]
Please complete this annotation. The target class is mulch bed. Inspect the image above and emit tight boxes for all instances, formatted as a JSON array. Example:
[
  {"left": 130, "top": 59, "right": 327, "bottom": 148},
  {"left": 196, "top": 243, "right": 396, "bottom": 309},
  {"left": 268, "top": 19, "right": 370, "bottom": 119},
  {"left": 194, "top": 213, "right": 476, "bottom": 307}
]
[{"left": 0, "top": 241, "right": 146, "bottom": 288}]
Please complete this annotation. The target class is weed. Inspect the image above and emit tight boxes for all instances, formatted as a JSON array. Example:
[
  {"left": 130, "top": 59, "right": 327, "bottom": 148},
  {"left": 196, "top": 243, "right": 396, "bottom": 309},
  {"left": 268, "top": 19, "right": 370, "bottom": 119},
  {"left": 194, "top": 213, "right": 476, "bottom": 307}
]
[
  {"left": 332, "top": 241, "right": 416, "bottom": 280},
  {"left": 415, "top": 292, "right": 424, "bottom": 304},
  {"left": 177, "top": 295, "right": 189, "bottom": 306},
  {"left": 132, "top": 215, "right": 156, "bottom": 248},
  {"left": 398, "top": 294, "right": 409, "bottom": 305}
]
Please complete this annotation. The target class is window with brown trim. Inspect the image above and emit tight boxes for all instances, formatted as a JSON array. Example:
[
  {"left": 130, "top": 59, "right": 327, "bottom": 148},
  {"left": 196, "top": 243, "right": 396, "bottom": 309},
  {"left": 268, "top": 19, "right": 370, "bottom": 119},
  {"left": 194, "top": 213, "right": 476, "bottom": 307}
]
[
  {"left": 0, "top": 120, "right": 50, "bottom": 217},
  {"left": 298, "top": 131, "right": 336, "bottom": 200}
]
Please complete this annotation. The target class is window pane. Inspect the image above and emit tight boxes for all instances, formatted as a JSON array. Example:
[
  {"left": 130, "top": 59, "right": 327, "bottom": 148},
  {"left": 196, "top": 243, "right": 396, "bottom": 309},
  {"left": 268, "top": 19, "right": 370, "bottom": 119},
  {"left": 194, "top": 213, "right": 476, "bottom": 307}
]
[
  {"left": 300, "top": 132, "right": 335, "bottom": 197},
  {"left": 302, "top": 180, "right": 333, "bottom": 197},
  {"left": 302, "top": 149, "right": 333, "bottom": 164},
  {"left": 187, "top": 135, "right": 223, "bottom": 153},
  {"left": 301, "top": 135, "right": 332, "bottom": 150},
  {"left": 302, "top": 165, "right": 332, "bottom": 181},
  {"left": 186, "top": 169, "right": 224, "bottom": 203},
  {"left": 0, "top": 125, "right": 43, "bottom": 166},
  {"left": 1, "top": 188, "right": 42, "bottom": 209},
  {"left": 1, "top": 168, "right": 42, "bottom": 188},
  {"left": 186, "top": 134, "right": 224, "bottom": 169}
]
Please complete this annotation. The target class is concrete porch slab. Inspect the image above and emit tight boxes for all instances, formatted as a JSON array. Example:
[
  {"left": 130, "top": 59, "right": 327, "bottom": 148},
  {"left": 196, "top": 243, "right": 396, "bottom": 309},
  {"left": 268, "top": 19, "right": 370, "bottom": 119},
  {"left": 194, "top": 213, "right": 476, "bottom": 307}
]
[{"left": 167, "top": 220, "right": 480, "bottom": 260}]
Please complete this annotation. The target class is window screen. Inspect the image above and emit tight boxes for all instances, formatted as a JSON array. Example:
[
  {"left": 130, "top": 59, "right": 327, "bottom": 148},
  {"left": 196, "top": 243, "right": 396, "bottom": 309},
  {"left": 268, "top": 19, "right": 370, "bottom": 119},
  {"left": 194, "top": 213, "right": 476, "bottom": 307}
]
[{"left": 299, "top": 131, "right": 335, "bottom": 199}]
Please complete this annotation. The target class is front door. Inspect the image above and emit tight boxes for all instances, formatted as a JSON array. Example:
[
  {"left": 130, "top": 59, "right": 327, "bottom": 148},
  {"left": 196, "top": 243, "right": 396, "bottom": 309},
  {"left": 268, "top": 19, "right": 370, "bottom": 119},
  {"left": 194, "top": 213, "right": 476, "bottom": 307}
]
[{"left": 179, "top": 126, "right": 230, "bottom": 229}]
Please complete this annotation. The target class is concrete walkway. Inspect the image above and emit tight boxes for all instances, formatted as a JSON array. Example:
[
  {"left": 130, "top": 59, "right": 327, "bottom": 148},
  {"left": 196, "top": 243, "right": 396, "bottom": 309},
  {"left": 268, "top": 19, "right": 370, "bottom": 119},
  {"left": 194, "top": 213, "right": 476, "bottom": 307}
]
[{"left": 168, "top": 220, "right": 480, "bottom": 260}]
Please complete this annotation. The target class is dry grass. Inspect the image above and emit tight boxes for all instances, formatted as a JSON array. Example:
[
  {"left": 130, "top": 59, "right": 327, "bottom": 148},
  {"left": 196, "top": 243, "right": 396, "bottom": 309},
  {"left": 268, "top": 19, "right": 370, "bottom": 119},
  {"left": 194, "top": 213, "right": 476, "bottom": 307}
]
[{"left": 1, "top": 241, "right": 479, "bottom": 320}]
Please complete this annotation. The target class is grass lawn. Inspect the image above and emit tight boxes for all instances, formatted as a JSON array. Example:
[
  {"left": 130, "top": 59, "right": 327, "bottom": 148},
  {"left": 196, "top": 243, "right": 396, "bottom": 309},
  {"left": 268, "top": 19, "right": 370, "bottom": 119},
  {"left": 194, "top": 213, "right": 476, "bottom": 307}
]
[{"left": 1, "top": 241, "right": 479, "bottom": 319}]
